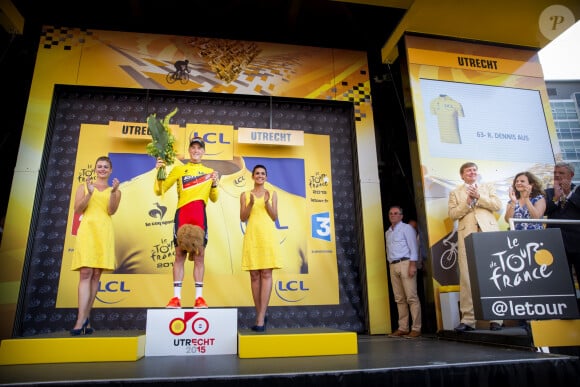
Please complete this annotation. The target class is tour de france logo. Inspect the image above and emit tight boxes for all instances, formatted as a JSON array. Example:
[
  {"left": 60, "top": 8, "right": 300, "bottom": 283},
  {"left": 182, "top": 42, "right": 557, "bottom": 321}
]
[
  {"left": 488, "top": 236, "right": 554, "bottom": 292},
  {"left": 169, "top": 311, "right": 209, "bottom": 336}
]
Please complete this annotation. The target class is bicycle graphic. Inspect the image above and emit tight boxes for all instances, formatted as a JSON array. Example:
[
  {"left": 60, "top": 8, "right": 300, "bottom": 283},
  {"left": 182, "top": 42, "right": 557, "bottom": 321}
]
[
  {"left": 169, "top": 311, "right": 209, "bottom": 335},
  {"left": 166, "top": 69, "right": 190, "bottom": 84},
  {"left": 166, "top": 60, "right": 190, "bottom": 84},
  {"left": 440, "top": 229, "right": 458, "bottom": 270}
]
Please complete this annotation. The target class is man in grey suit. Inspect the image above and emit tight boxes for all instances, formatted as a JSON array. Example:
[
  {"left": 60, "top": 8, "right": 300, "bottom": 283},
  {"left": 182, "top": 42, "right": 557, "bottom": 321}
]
[
  {"left": 544, "top": 162, "right": 580, "bottom": 305},
  {"left": 448, "top": 161, "right": 504, "bottom": 332}
]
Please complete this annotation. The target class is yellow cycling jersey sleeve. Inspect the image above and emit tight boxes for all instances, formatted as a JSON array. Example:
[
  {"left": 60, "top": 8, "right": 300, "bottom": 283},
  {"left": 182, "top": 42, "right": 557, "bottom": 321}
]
[{"left": 154, "top": 162, "right": 218, "bottom": 208}]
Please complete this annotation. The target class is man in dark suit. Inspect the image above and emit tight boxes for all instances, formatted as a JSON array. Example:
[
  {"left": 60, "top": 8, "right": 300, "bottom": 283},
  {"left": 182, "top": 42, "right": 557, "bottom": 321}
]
[{"left": 545, "top": 162, "right": 580, "bottom": 300}]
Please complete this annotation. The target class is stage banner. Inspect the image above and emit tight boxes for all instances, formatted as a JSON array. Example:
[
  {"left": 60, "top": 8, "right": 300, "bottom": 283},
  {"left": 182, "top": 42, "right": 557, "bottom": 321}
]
[
  {"left": 56, "top": 121, "right": 339, "bottom": 308},
  {"left": 1, "top": 25, "right": 384, "bottom": 336},
  {"left": 465, "top": 229, "right": 579, "bottom": 321}
]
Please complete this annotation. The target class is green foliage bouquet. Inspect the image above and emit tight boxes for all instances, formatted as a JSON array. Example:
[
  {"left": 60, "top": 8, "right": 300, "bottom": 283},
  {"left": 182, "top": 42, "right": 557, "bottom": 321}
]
[{"left": 146, "top": 108, "right": 178, "bottom": 180}]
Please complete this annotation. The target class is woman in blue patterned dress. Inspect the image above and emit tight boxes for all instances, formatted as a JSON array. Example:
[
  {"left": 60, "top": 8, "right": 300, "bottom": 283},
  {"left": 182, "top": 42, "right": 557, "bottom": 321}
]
[{"left": 504, "top": 171, "right": 546, "bottom": 230}]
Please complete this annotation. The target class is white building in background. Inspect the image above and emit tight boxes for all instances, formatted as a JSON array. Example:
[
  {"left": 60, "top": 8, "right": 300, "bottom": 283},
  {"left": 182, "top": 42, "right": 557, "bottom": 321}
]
[
  {"left": 546, "top": 80, "right": 580, "bottom": 185},
  {"left": 540, "top": 20, "right": 580, "bottom": 185}
]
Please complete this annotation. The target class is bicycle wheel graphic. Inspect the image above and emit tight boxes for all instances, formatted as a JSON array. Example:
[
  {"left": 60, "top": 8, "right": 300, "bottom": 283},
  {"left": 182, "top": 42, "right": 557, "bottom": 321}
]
[
  {"left": 166, "top": 72, "right": 177, "bottom": 84},
  {"left": 179, "top": 72, "right": 189, "bottom": 85},
  {"left": 169, "top": 317, "right": 187, "bottom": 335},
  {"left": 440, "top": 249, "right": 457, "bottom": 270},
  {"left": 191, "top": 317, "right": 209, "bottom": 335}
]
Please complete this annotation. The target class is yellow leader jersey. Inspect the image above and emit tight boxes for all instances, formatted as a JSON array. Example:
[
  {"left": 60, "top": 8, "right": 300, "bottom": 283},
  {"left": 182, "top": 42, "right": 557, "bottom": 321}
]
[
  {"left": 154, "top": 162, "right": 219, "bottom": 208},
  {"left": 430, "top": 94, "right": 464, "bottom": 144}
]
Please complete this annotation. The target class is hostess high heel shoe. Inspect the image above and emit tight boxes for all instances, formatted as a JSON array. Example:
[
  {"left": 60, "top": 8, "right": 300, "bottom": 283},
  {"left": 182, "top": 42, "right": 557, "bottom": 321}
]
[
  {"left": 84, "top": 318, "right": 94, "bottom": 335},
  {"left": 70, "top": 318, "right": 93, "bottom": 336},
  {"left": 251, "top": 324, "right": 265, "bottom": 332},
  {"left": 251, "top": 316, "right": 268, "bottom": 332},
  {"left": 70, "top": 318, "right": 88, "bottom": 336}
]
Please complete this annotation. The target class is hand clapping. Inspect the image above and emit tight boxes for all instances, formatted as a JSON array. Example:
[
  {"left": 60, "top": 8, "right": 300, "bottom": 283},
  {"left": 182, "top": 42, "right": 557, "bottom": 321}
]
[
  {"left": 520, "top": 184, "right": 531, "bottom": 199},
  {"left": 558, "top": 179, "right": 571, "bottom": 194},
  {"left": 466, "top": 184, "right": 479, "bottom": 200},
  {"left": 86, "top": 178, "right": 95, "bottom": 194},
  {"left": 111, "top": 178, "right": 120, "bottom": 192},
  {"left": 508, "top": 186, "right": 517, "bottom": 202}
]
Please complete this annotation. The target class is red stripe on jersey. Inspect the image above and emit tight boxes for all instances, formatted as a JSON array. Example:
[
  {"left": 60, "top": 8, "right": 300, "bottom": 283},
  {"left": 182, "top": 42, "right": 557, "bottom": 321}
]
[{"left": 182, "top": 173, "right": 212, "bottom": 190}]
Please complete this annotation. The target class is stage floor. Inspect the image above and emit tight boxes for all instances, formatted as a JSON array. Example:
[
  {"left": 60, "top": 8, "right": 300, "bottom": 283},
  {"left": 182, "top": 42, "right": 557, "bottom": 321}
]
[{"left": 1, "top": 328, "right": 579, "bottom": 386}]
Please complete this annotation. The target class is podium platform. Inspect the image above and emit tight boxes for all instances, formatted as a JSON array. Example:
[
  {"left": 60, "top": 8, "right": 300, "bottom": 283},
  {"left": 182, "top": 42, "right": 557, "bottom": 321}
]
[
  {"left": 0, "top": 330, "right": 146, "bottom": 365},
  {"left": 238, "top": 327, "right": 357, "bottom": 358},
  {"left": 145, "top": 308, "right": 238, "bottom": 356},
  {"left": 0, "top": 313, "right": 357, "bottom": 365}
]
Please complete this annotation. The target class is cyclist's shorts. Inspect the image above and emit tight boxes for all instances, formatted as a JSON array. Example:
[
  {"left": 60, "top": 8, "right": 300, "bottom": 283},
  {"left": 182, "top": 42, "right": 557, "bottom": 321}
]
[{"left": 174, "top": 200, "right": 208, "bottom": 246}]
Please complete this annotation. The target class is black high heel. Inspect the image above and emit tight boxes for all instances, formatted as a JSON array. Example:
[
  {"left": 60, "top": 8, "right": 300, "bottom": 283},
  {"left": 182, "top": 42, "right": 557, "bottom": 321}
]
[
  {"left": 251, "top": 324, "right": 265, "bottom": 332},
  {"left": 84, "top": 319, "right": 94, "bottom": 335},
  {"left": 70, "top": 318, "right": 88, "bottom": 336},
  {"left": 70, "top": 318, "right": 93, "bottom": 336},
  {"left": 251, "top": 316, "right": 267, "bottom": 332}
]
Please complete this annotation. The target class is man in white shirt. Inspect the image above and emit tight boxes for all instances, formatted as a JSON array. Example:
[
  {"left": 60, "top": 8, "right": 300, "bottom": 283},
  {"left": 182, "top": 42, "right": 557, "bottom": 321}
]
[{"left": 385, "top": 206, "right": 421, "bottom": 338}]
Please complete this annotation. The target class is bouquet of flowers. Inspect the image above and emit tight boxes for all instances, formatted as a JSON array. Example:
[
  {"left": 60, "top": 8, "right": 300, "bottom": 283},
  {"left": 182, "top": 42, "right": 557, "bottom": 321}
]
[{"left": 146, "top": 108, "right": 178, "bottom": 180}]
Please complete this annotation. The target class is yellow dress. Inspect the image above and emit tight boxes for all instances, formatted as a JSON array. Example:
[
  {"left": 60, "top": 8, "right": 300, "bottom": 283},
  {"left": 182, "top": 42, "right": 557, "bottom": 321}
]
[
  {"left": 71, "top": 186, "right": 116, "bottom": 271},
  {"left": 241, "top": 192, "right": 282, "bottom": 271}
]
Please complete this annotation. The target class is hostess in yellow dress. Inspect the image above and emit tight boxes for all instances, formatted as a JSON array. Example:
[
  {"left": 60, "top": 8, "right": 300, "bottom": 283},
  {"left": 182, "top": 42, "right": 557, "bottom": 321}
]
[
  {"left": 241, "top": 192, "right": 282, "bottom": 271},
  {"left": 71, "top": 186, "right": 116, "bottom": 271}
]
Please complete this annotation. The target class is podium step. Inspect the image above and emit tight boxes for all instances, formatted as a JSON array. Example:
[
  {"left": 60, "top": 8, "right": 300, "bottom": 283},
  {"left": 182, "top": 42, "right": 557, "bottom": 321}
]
[
  {"left": 0, "top": 330, "right": 146, "bottom": 365},
  {"left": 238, "top": 327, "right": 358, "bottom": 358},
  {"left": 531, "top": 319, "right": 580, "bottom": 347},
  {"left": 0, "top": 327, "right": 358, "bottom": 364}
]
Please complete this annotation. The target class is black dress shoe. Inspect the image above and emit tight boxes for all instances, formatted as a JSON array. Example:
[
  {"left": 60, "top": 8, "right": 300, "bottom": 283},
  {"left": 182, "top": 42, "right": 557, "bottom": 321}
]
[
  {"left": 489, "top": 322, "right": 503, "bottom": 331},
  {"left": 454, "top": 323, "right": 475, "bottom": 332}
]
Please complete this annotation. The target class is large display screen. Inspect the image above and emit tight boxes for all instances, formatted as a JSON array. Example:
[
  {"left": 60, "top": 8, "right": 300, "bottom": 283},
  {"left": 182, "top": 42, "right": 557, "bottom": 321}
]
[
  {"left": 421, "top": 79, "right": 553, "bottom": 164},
  {"left": 404, "top": 35, "right": 559, "bottom": 291}
]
